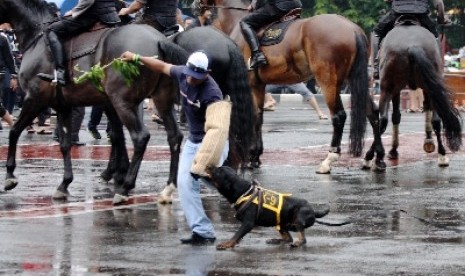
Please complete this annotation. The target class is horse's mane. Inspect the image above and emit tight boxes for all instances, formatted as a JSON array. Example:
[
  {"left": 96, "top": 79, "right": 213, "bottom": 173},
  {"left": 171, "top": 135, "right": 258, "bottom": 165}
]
[{"left": 7, "top": 0, "right": 54, "bottom": 23}]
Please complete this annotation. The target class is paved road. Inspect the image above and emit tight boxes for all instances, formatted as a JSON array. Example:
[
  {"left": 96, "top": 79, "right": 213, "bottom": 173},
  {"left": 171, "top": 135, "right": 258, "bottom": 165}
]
[{"left": 1, "top": 99, "right": 465, "bottom": 275}]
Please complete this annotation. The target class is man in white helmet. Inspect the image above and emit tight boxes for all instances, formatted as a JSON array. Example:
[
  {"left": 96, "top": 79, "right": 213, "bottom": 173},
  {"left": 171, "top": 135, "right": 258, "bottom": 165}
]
[{"left": 121, "top": 49, "right": 231, "bottom": 245}]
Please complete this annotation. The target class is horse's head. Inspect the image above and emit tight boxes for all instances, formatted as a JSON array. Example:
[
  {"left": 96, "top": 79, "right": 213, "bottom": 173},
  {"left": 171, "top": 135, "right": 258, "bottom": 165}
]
[
  {"left": 0, "top": 0, "right": 56, "bottom": 49},
  {"left": 0, "top": 0, "right": 55, "bottom": 27}
]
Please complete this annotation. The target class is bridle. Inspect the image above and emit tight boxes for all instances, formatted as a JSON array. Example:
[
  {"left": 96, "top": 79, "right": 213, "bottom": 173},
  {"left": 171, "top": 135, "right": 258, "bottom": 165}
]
[{"left": 10, "top": 19, "right": 58, "bottom": 53}]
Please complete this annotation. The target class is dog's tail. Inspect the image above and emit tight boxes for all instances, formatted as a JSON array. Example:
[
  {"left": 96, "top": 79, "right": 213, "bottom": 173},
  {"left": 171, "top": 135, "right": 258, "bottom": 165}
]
[{"left": 314, "top": 206, "right": 330, "bottom": 218}]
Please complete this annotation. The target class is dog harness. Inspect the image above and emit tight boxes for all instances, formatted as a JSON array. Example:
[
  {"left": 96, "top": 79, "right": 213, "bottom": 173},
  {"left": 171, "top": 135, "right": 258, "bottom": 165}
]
[{"left": 234, "top": 185, "right": 291, "bottom": 229}]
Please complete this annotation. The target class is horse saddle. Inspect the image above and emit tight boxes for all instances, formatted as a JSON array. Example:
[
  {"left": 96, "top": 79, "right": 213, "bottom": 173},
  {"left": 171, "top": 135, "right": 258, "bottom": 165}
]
[
  {"left": 395, "top": 15, "right": 421, "bottom": 27},
  {"left": 259, "top": 8, "right": 301, "bottom": 46},
  {"left": 64, "top": 24, "right": 114, "bottom": 61},
  {"left": 62, "top": 23, "right": 114, "bottom": 79}
]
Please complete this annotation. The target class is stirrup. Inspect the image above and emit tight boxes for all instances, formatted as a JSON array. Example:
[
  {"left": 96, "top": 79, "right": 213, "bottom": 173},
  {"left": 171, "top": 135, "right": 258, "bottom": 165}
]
[
  {"left": 37, "top": 70, "right": 66, "bottom": 86},
  {"left": 249, "top": 53, "right": 267, "bottom": 70}
]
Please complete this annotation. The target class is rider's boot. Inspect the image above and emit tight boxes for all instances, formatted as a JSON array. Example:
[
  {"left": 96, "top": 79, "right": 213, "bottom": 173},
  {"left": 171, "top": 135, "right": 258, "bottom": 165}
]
[
  {"left": 240, "top": 21, "right": 267, "bottom": 69},
  {"left": 37, "top": 31, "right": 67, "bottom": 86}
]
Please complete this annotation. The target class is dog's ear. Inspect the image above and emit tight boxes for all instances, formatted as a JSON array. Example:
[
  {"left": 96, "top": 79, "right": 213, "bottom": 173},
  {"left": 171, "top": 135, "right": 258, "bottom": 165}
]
[{"left": 205, "top": 165, "right": 216, "bottom": 177}]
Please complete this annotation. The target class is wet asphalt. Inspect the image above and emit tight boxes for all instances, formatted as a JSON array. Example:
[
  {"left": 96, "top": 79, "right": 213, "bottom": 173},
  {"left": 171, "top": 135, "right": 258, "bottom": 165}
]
[{"left": 1, "top": 98, "right": 465, "bottom": 275}]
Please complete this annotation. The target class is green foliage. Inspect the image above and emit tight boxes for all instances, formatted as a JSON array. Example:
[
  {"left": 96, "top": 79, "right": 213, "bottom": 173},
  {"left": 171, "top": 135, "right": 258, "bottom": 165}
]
[
  {"left": 74, "top": 63, "right": 105, "bottom": 92},
  {"left": 111, "top": 59, "right": 141, "bottom": 87},
  {"left": 73, "top": 58, "right": 143, "bottom": 92}
]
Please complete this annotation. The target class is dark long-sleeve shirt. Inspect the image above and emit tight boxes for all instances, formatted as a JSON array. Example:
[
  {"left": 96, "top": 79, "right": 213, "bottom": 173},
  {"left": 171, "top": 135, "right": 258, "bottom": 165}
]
[{"left": 0, "top": 34, "right": 15, "bottom": 74}]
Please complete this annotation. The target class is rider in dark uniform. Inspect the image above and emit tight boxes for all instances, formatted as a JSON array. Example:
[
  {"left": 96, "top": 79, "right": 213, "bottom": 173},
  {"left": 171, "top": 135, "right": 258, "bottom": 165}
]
[
  {"left": 372, "top": 0, "right": 447, "bottom": 79},
  {"left": 38, "top": 0, "right": 120, "bottom": 86},
  {"left": 118, "top": 0, "right": 179, "bottom": 35},
  {"left": 240, "top": 0, "right": 302, "bottom": 69}
]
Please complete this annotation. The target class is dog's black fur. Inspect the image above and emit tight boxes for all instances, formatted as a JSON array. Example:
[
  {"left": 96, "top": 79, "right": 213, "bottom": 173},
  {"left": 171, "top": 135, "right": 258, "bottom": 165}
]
[{"left": 206, "top": 165, "right": 332, "bottom": 249}]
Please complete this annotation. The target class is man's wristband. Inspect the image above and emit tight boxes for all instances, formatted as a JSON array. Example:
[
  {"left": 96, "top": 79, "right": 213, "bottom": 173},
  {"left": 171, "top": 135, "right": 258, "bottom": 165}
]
[{"left": 132, "top": 54, "right": 140, "bottom": 63}]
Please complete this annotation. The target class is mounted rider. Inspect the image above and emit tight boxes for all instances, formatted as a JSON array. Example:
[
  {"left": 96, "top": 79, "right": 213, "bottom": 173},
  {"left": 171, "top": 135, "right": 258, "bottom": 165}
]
[
  {"left": 372, "top": 0, "right": 448, "bottom": 79},
  {"left": 37, "top": 0, "right": 120, "bottom": 86},
  {"left": 240, "top": 0, "right": 302, "bottom": 69},
  {"left": 118, "top": 0, "right": 179, "bottom": 35}
]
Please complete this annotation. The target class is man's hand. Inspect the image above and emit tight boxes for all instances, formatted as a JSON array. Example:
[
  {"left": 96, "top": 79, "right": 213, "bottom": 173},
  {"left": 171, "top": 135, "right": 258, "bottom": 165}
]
[
  {"left": 440, "top": 15, "right": 452, "bottom": 25},
  {"left": 119, "top": 7, "right": 130, "bottom": 16},
  {"left": 120, "top": 51, "right": 136, "bottom": 61},
  {"left": 10, "top": 78, "right": 17, "bottom": 91}
]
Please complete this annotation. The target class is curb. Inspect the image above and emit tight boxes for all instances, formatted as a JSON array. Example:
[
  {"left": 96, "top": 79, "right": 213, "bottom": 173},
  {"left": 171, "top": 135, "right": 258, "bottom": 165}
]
[{"left": 271, "top": 93, "right": 380, "bottom": 107}]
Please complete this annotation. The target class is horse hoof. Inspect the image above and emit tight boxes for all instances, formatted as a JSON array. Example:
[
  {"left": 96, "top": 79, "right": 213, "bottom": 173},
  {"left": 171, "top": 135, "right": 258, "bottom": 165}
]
[
  {"left": 388, "top": 151, "right": 398, "bottom": 160},
  {"left": 423, "top": 140, "right": 435, "bottom": 153},
  {"left": 361, "top": 159, "right": 372, "bottom": 170},
  {"left": 373, "top": 161, "right": 387, "bottom": 172},
  {"left": 249, "top": 160, "right": 261, "bottom": 169},
  {"left": 5, "top": 178, "right": 18, "bottom": 191},
  {"left": 100, "top": 170, "right": 112, "bottom": 182},
  {"left": 52, "top": 189, "right": 69, "bottom": 200},
  {"left": 113, "top": 194, "right": 129, "bottom": 205},
  {"left": 316, "top": 165, "right": 330, "bottom": 174},
  {"left": 158, "top": 183, "right": 176, "bottom": 204},
  {"left": 438, "top": 155, "right": 449, "bottom": 167}
]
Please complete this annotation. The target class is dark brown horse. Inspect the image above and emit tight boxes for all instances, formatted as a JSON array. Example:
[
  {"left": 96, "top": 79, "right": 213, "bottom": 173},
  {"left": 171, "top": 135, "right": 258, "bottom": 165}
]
[
  {"left": 363, "top": 18, "right": 461, "bottom": 169},
  {"left": 201, "top": 0, "right": 379, "bottom": 173},
  {"left": 0, "top": 0, "right": 188, "bottom": 204}
]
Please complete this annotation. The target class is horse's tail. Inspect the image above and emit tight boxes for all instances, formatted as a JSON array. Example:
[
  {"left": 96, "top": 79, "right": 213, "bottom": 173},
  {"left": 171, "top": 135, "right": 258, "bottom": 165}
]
[
  {"left": 408, "top": 46, "right": 462, "bottom": 152},
  {"left": 157, "top": 40, "right": 190, "bottom": 66},
  {"left": 348, "top": 32, "right": 369, "bottom": 156},
  {"left": 225, "top": 42, "right": 256, "bottom": 166}
]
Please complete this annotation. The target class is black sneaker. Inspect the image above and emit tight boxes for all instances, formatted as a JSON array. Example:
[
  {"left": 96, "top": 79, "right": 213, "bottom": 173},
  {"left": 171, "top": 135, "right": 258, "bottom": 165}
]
[
  {"left": 88, "top": 128, "right": 101, "bottom": 140},
  {"left": 180, "top": 232, "right": 216, "bottom": 245}
]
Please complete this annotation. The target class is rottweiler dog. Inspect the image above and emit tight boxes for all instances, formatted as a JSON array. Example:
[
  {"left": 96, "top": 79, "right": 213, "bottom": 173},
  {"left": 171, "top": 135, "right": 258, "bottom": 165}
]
[{"left": 206, "top": 165, "right": 335, "bottom": 250}]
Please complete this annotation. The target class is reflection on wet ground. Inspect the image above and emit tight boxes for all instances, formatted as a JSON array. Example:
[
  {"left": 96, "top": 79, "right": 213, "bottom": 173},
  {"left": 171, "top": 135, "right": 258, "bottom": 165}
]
[{"left": 1, "top": 104, "right": 465, "bottom": 274}]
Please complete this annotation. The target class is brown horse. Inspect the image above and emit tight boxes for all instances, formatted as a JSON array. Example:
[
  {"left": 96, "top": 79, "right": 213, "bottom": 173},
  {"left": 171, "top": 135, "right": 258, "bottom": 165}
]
[
  {"left": 201, "top": 0, "right": 379, "bottom": 173},
  {"left": 363, "top": 19, "right": 461, "bottom": 169}
]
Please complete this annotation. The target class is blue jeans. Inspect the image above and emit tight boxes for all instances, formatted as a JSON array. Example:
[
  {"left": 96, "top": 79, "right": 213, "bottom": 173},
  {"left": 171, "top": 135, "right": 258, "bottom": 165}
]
[
  {"left": 266, "top": 83, "right": 315, "bottom": 102},
  {"left": 177, "top": 139, "right": 229, "bottom": 238}
]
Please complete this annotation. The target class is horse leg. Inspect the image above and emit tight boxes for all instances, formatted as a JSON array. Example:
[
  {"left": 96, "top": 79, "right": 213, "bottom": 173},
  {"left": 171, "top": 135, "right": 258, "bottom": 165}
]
[
  {"left": 53, "top": 109, "right": 74, "bottom": 199},
  {"left": 100, "top": 105, "right": 129, "bottom": 186},
  {"left": 249, "top": 82, "right": 265, "bottom": 168},
  {"left": 363, "top": 98, "right": 385, "bottom": 170},
  {"left": 317, "top": 95, "right": 345, "bottom": 174},
  {"left": 430, "top": 111, "right": 448, "bottom": 167},
  {"left": 158, "top": 105, "right": 183, "bottom": 204},
  {"left": 423, "top": 110, "right": 436, "bottom": 154},
  {"left": 387, "top": 94, "right": 401, "bottom": 160},
  {"left": 113, "top": 104, "right": 151, "bottom": 204},
  {"left": 5, "top": 100, "right": 43, "bottom": 190}
]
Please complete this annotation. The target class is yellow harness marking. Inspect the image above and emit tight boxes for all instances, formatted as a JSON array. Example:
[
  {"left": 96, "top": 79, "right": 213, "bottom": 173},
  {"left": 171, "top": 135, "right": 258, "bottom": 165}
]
[{"left": 235, "top": 188, "right": 291, "bottom": 228}]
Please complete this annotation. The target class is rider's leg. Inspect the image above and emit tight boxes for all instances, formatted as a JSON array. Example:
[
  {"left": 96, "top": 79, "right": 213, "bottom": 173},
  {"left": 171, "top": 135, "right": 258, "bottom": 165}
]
[
  {"left": 240, "top": 21, "right": 267, "bottom": 69},
  {"left": 37, "top": 17, "right": 97, "bottom": 86},
  {"left": 37, "top": 30, "right": 67, "bottom": 86},
  {"left": 419, "top": 14, "right": 439, "bottom": 37},
  {"left": 372, "top": 11, "right": 397, "bottom": 79}
]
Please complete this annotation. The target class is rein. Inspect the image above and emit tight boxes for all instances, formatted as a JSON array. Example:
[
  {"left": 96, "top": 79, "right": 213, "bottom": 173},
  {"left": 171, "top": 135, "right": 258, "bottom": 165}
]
[{"left": 12, "top": 19, "right": 58, "bottom": 53}]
